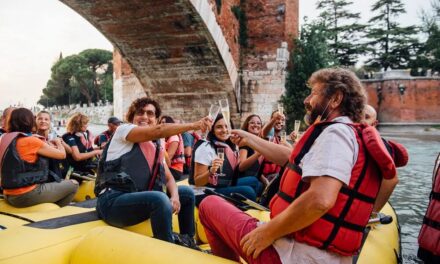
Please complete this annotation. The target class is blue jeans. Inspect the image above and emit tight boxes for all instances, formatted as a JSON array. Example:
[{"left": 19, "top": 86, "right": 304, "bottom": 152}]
[
  {"left": 215, "top": 185, "right": 256, "bottom": 202},
  {"left": 237, "top": 176, "right": 263, "bottom": 196},
  {"left": 96, "top": 185, "right": 195, "bottom": 243}
]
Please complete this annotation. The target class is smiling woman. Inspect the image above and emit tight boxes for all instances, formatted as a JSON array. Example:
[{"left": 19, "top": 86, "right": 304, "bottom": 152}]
[{"left": 94, "top": 96, "right": 210, "bottom": 245}]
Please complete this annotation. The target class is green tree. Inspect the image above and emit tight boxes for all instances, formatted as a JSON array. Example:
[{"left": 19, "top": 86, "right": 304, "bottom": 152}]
[
  {"left": 366, "top": 0, "right": 419, "bottom": 71},
  {"left": 411, "top": 0, "right": 440, "bottom": 75},
  {"left": 316, "top": 0, "right": 366, "bottom": 66},
  {"left": 38, "top": 49, "right": 112, "bottom": 107},
  {"left": 281, "top": 21, "right": 337, "bottom": 131}
]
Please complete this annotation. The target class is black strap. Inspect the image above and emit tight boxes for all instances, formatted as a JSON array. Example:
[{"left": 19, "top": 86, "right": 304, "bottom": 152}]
[
  {"left": 340, "top": 186, "right": 375, "bottom": 204},
  {"left": 286, "top": 162, "right": 302, "bottom": 175},
  {"left": 147, "top": 140, "right": 162, "bottom": 191},
  {"left": 277, "top": 190, "right": 295, "bottom": 203},
  {"left": 321, "top": 214, "right": 365, "bottom": 232},
  {"left": 423, "top": 216, "right": 440, "bottom": 230},
  {"left": 0, "top": 211, "right": 35, "bottom": 223},
  {"left": 25, "top": 211, "right": 98, "bottom": 229},
  {"left": 49, "top": 170, "right": 62, "bottom": 183},
  {"left": 430, "top": 191, "right": 440, "bottom": 201}
]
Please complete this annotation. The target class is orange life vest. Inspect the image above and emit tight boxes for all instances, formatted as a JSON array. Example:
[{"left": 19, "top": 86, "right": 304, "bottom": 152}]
[
  {"left": 418, "top": 153, "right": 440, "bottom": 263},
  {"left": 270, "top": 122, "right": 389, "bottom": 256}
]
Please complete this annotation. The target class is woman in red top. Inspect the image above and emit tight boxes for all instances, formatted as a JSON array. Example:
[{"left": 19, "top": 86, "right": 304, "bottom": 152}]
[
  {"left": 1, "top": 108, "right": 78, "bottom": 207},
  {"left": 160, "top": 116, "right": 185, "bottom": 181}
]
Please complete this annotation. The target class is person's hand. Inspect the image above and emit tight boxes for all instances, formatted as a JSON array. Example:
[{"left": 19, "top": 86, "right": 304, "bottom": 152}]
[
  {"left": 50, "top": 137, "right": 62, "bottom": 146},
  {"left": 210, "top": 158, "right": 223, "bottom": 173},
  {"left": 94, "top": 149, "right": 103, "bottom": 156},
  {"left": 230, "top": 129, "right": 252, "bottom": 147},
  {"left": 289, "top": 131, "right": 297, "bottom": 142},
  {"left": 194, "top": 116, "right": 212, "bottom": 133},
  {"left": 272, "top": 112, "right": 285, "bottom": 123},
  {"left": 240, "top": 224, "right": 275, "bottom": 259},
  {"left": 170, "top": 195, "right": 181, "bottom": 214}
]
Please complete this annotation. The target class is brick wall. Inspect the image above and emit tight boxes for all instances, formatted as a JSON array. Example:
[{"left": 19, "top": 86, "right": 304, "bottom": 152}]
[{"left": 363, "top": 78, "right": 440, "bottom": 123}]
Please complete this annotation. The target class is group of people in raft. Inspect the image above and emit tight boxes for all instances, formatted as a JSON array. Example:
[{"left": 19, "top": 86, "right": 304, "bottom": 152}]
[{"left": 0, "top": 67, "right": 425, "bottom": 263}]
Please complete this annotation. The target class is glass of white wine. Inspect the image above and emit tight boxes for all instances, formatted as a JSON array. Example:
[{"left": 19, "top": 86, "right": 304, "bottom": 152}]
[
  {"left": 216, "top": 147, "right": 226, "bottom": 177},
  {"left": 278, "top": 103, "right": 284, "bottom": 115},
  {"left": 219, "top": 99, "right": 231, "bottom": 135},
  {"left": 294, "top": 120, "right": 301, "bottom": 141},
  {"left": 280, "top": 131, "right": 287, "bottom": 143}
]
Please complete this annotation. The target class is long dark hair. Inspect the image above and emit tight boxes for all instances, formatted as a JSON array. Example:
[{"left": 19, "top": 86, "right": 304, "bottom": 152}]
[
  {"left": 8, "top": 108, "right": 35, "bottom": 133},
  {"left": 207, "top": 113, "right": 236, "bottom": 151}
]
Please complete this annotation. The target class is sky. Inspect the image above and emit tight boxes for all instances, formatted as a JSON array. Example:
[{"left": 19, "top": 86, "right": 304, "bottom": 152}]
[{"left": 0, "top": 0, "right": 433, "bottom": 109}]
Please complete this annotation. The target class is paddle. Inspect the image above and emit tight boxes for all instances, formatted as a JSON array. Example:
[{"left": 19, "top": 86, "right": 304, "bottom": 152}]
[
  {"left": 231, "top": 193, "right": 270, "bottom": 212},
  {"left": 203, "top": 189, "right": 249, "bottom": 211}
]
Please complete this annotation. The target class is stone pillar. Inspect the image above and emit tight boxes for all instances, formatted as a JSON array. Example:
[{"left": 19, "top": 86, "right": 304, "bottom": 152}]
[
  {"left": 113, "top": 49, "right": 147, "bottom": 121},
  {"left": 239, "top": 0, "right": 298, "bottom": 123}
]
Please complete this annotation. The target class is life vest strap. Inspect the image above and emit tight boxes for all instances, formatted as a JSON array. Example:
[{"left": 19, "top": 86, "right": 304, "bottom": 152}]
[
  {"left": 423, "top": 216, "right": 440, "bottom": 230},
  {"left": 321, "top": 214, "right": 365, "bottom": 232},
  {"left": 277, "top": 190, "right": 294, "bottom": 203},
  {"left": 339, "top": 186, "right": 375, "bottom": 204},
  {"left": 286, "top": 162, "right": 302, "bottom": 175},
  {"left": 430, "top": 191, "right": 440, "bottom": 201}
]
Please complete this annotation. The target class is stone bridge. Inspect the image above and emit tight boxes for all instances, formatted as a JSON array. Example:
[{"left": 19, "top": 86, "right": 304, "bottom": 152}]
[{"left": 61, "top": 0, "right": 298, "bottom": 124}]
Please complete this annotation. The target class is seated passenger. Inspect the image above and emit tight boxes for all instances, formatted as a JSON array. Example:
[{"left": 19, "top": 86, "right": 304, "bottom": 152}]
[
  {"left": 237, "top": 114, "right": 264, "bottom": 196},
  {"left": 0, "top": 108, "right": 78, "bottom": 207},
  {"left": 192, "top": 114, "right": 256, "bottom": 201},
  {"left": 63, "top": 113, "right": 102, "bottom": 174},
  {"left": 363, "top": 104, "right": 407, "bottom": 212},
  {"left": 259, "top": 111, "right": 285, "bottom": 185},
  {"left": 159, "top": 115, "right": 185, "bottom": 181},
  {"left": 95, "top": 97, "right": 211, "bottom": 243},
  {"left": 35, "top": 110, "right": 70, "bottom": 178},
  {"left": 94, "top": 116, "right": 122, "bottom": 149}
]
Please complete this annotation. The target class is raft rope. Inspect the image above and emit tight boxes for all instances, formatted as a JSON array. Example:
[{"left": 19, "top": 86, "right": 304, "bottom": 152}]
[{"left": 0, "top": 211, "right": 35, "bottom": 223}]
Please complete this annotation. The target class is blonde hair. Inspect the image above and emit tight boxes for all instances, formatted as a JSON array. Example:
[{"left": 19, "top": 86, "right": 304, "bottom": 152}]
[{"left": 66, "top": 113, "right": 89, "bottom": 133}]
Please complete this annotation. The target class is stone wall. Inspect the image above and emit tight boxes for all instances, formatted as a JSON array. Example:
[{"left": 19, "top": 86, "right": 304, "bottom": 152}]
[
  {"left": 49, "top": 103, "right": 114, "bottom": 125},
  {"left": 362, "top": 73, "right": 440, "bottom": 123}
]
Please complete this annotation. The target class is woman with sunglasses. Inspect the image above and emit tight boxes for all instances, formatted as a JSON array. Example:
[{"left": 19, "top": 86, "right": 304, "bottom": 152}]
[{"left": 95, "top": 97, "right": 211, "bottom": 244}]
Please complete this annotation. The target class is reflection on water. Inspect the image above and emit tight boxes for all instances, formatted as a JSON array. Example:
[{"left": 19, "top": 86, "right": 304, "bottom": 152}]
[{"left": 386, "top": 135, "right": 440, "bottom": 264}]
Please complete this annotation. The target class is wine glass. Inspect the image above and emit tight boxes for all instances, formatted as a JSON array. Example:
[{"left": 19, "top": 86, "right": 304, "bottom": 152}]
[
  {"left": 280, "top": 131, "right": 287, "bottom": 143},
  {"left": 216, "top": 147, "right": 226, "bottom": 177},
  {"left": 202, "top": 104, "right": 221, "bottom": 139},
  {"left": 294, "top": 120, "right": 301, "bottom": 141},
  {"left": 219, "top": 99, "right": 231, "bottom": 135},
  {"left": 278, "top": 103, "right": 284, "bottom": 115}
]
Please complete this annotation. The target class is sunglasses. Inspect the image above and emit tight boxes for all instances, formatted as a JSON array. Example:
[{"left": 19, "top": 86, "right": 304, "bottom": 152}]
[{"left": 136, "top": 110, "right": 156, "bottom": 117}]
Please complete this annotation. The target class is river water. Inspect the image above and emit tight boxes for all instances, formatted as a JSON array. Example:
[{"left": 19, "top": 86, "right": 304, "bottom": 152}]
[
  {"left": 58, "top": 124, "right": 439, "bottom": 263},
  {"left": 382, "top": 131, "right": 440, "bottom": 264}
]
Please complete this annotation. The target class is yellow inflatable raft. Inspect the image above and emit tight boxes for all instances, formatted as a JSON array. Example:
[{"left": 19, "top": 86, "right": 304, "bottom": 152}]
[{"left": 0, "top": 196, "right": 401, "bottom": 264}]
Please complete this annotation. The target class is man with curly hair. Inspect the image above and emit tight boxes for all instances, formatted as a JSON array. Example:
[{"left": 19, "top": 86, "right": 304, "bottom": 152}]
[{"left": 199, "top": 68, "right": 385, "bottom": 264}]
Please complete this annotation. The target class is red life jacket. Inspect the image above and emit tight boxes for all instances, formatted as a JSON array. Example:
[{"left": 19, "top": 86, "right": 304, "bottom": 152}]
[
  {"left": 418, "top": 153, "right": 440, "bottom": 263},
  {"left": 262, "top": 136, "right": 282, "bottom": 176},
  {"left": 270, "top": 122, "right": 389, "bottom": 256},
  {"left": 167, "top": 134, "right": 185, "bottom": 166}
]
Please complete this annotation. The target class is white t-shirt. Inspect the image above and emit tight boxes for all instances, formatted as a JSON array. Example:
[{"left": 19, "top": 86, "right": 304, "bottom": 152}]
[
  {"left": 194, "top": 140, "right": 216, "bottom": 166},
  {"left": 105, "top": 124, "right": 136, "bottom": 161},
  {"left": 273, "top": 116, "right": 358, "bottom": 263}
]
